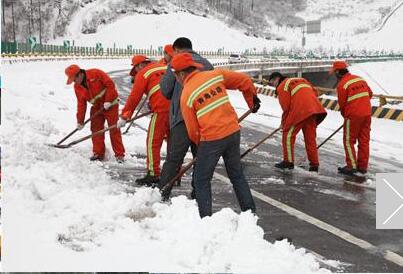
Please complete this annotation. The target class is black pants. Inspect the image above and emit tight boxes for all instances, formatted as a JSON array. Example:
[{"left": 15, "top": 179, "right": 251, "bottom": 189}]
[
  {"left": 194, "top": 131, "right": 256, "bottom": 218},
  {"left": 159, "top": 121, "right": 197, "bottom": 190}
]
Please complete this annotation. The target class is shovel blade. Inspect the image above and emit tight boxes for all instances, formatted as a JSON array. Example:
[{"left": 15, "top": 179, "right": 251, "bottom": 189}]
[{"left": 46, "top": 143, "right": 70, "bottom": 149}]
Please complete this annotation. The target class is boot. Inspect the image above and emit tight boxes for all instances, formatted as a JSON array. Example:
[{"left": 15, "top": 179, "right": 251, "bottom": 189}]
[
  {"left": 115, "top": 156, "right": 125, "bottom": 164},
  {"left": 309, "top": 165, "right": 319, "bottom": 172},
  {"left": 356, "top": 168, "right": 367, "bottom": 174},
  {"left": 356, "top": 168, "right": 367, "bottom": 177},
  {"left": 90, "top": 154, "right": 104, "bottom": 161},
  {"left": 275, "top": 161, "right": 294, "bottom": 170},
  {"left": 136, "top": 172, "right": 159, "bottom": 187},
  {"left": 338, "top": 166, "right": 356, "bottom": 176}
]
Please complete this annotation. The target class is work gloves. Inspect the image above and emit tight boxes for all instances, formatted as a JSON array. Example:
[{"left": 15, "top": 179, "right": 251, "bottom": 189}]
[
  {"left": 77, "top": 123, "right": 84, "bottom": 130},
  {"left": 251, "top": 95, "right": 261, "bottom": 113},
  {"left": 104, "top": 102, "right": 113, "bottom": 110},
  {"left": 117, "top": 118, "right": 127, "bottom": 128}
]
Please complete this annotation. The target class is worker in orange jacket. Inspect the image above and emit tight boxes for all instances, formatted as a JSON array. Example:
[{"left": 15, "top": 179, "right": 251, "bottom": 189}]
[
  {"left": 65, "top": 64, "right": 125, "bottom": 162},
  {"left": 330, "top": 61, "right": 373, "bottom": 175},
  {"left": 171, "top": 52, "right": 260, "bottom": 218},
  {"left": 117, "top": 55, "right": 170, "bottom": 186},
  {"left": 268, "top": 72, "right": 327, "bottom": 172},
  {"left": 159, "top": 44, "right": 174, "bottom": 65}
]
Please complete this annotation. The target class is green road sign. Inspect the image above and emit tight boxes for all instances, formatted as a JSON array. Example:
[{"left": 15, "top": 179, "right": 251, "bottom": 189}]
[
  {"left": 96, "top": 42, "right": 103, "bottom": 53},
  {"left": 27, "top": 37, "right": 37, "bottom": 50},
  {"left": 63, "top": 40, "right": 71, "bottom": 50}
]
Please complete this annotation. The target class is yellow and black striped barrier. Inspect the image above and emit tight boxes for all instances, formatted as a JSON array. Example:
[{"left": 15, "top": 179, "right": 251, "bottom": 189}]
[{"left": 256, "top": 85, "right": 403, "bottom": 122}]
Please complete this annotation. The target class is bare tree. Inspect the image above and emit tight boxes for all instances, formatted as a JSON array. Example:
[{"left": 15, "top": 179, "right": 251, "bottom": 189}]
[
  {"left": 2, "top": 0, "right": 5, "bottom": 26},
  {"left": 38, "top": 0, "right": 42, "bottom": 45},
  {"left": 11, "top": 0, "right": 16, "bottom": 42}
]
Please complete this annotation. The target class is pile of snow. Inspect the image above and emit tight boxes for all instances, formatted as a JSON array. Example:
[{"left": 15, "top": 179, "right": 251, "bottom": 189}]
[{"left": 2, "top": 60, "right": 329, "bottom": 272}]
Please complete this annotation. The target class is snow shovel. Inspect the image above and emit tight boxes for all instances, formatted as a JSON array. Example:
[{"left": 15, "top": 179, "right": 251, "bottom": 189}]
[
  {"left": 50, "top": 108, "right": 105, "bottom": 147},
  {"left": 48, "top": 99, "right": 120, "bottom": 147},
  {"left": 295, "top": 124, "right": 344, "bottom": 167},
  {"left": 241, "top": 126, "right": 281, "bottom": 159},
  {"left": 123, "top": 98, "right": 148, "bottom": 135},
  {"left": 160, "top": 109, "right": 253, "bottom": 195},
  {"left": 317, "top": 124, "right": 343, "bottom": 150},
  {"left": 50, "top": 111, "right": 152, "bottom": 149}
]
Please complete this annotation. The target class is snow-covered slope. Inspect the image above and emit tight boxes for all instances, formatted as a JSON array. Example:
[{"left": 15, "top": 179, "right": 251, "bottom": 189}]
[
  {"left": 300, "top": 0, "right": 398, "bottom": 35},
  {"left": 364, "top": 2, "right": 403, "bottom": 50},
  {"left": 53, "top": 11, "right": 285, "bottom": 52}
]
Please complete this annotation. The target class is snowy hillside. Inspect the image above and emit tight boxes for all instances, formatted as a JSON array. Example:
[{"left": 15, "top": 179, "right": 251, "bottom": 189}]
[
  {"left": 53, "top": 11, "right": 286, "bottom": 51},
  {"left": 4, "top": 0, "right": 402, "bottom": 52},
  {"left": 50, "top": 2, "right": 403, "bottom": 53}
]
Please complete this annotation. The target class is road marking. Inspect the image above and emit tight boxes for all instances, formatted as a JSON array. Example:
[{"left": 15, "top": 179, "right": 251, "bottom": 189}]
[{"left": 213, "top": 172, "right": 403, "bottom": 268}]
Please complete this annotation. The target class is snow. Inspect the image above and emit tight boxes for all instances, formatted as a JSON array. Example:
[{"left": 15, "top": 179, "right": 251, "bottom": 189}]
[
  {"left": 293, "top": 1, "right": 403, "bottom": 52},
  {"left": 2, "top": 60, "right": 330, "bottom": 272},
  {"left": 52, "top": 11, "right": 287, "bottom": 52},
  {"left": 365, "top": 1, "right": 403, "bottom": 50},
  {"left": 349, "top": 61, "right": 403, "bottom": 108}
]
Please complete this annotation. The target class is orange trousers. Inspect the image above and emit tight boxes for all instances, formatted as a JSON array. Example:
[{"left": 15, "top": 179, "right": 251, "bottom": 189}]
[
  {"left": 90, "top": 105, "right": 125, "bottom": 157},
  {"left": 146, "top": 112, "right": 170, "bottom": 176},
  {"left": 282, "top": 115, "right": 319, "bottom": 166},
  {"left": 343, "top": 116, "right": 371, "bottom": 170}
]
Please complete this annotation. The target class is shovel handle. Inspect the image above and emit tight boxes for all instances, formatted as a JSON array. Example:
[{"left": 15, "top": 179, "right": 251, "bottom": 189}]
[
  {"left": 161, "top": 109, "right": 254, "bottom": 192},
  {"left": 317, "top": 124, "right": 343, "bottom": 150},
  {"left": 63, "top": 111, "right": 152, "bottom": 148},
  {"left": 123, "top": 98, "right": 147, "bottom": 134},
  {"left": 241, "top": 127, "right": 281, "bottom": 159},
  {"left": 56, "top": 107, "right": 106, "bottom": 145}
]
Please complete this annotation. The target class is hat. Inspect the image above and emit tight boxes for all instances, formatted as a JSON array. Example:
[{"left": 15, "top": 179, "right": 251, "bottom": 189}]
[
  {"left": 329, "top": 61, "right": 348, "bottom": 74},
  {"left": 131, "top": 55, "right": 151, "bottom": 67},
  {"left": 164, "top": 44, "right": 174, "bottom": 57},
  {"left": 268, "top": 72, "right": 284, "bottom": 82},
  {"left": 65, "top": 64, "right": 80, "bottom": 85},
  {"left": 171, "top": 53, "right": 203, "bottom": 72}
]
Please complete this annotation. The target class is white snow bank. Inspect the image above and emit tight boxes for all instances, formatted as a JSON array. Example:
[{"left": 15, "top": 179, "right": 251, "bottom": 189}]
[{"left": 2, "top": 60, "right": 328, "bottom": 272}]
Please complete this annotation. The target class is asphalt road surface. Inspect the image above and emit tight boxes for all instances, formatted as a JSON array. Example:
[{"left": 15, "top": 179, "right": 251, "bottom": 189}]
[{"left": 108, "top": 68, "right": 403, "bottom": 273}]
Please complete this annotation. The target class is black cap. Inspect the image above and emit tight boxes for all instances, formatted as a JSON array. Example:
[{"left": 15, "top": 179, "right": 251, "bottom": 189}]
[
  {"left": 268, "top": 72, "right": 284, "bottom": 82},
  {"left": 173, "top": 37, "right": 193, "bottom": 50}
]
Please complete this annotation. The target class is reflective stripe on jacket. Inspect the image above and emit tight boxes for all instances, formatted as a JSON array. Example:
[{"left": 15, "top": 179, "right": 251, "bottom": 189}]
[
  {"left": 336, "top": 73, "right": 373, "bottom": 118},
  {"left": 181, "top": 69, "right": 256, "bottom": 144},
  {"left": 121, "top": 62, "right": 169, "bottom": 120},
  {"left": 276, "top": 77, "right": 327, "bottom": 131},
  {"left": 73, "top": 68, "right": 118, "bottom": 124}
]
